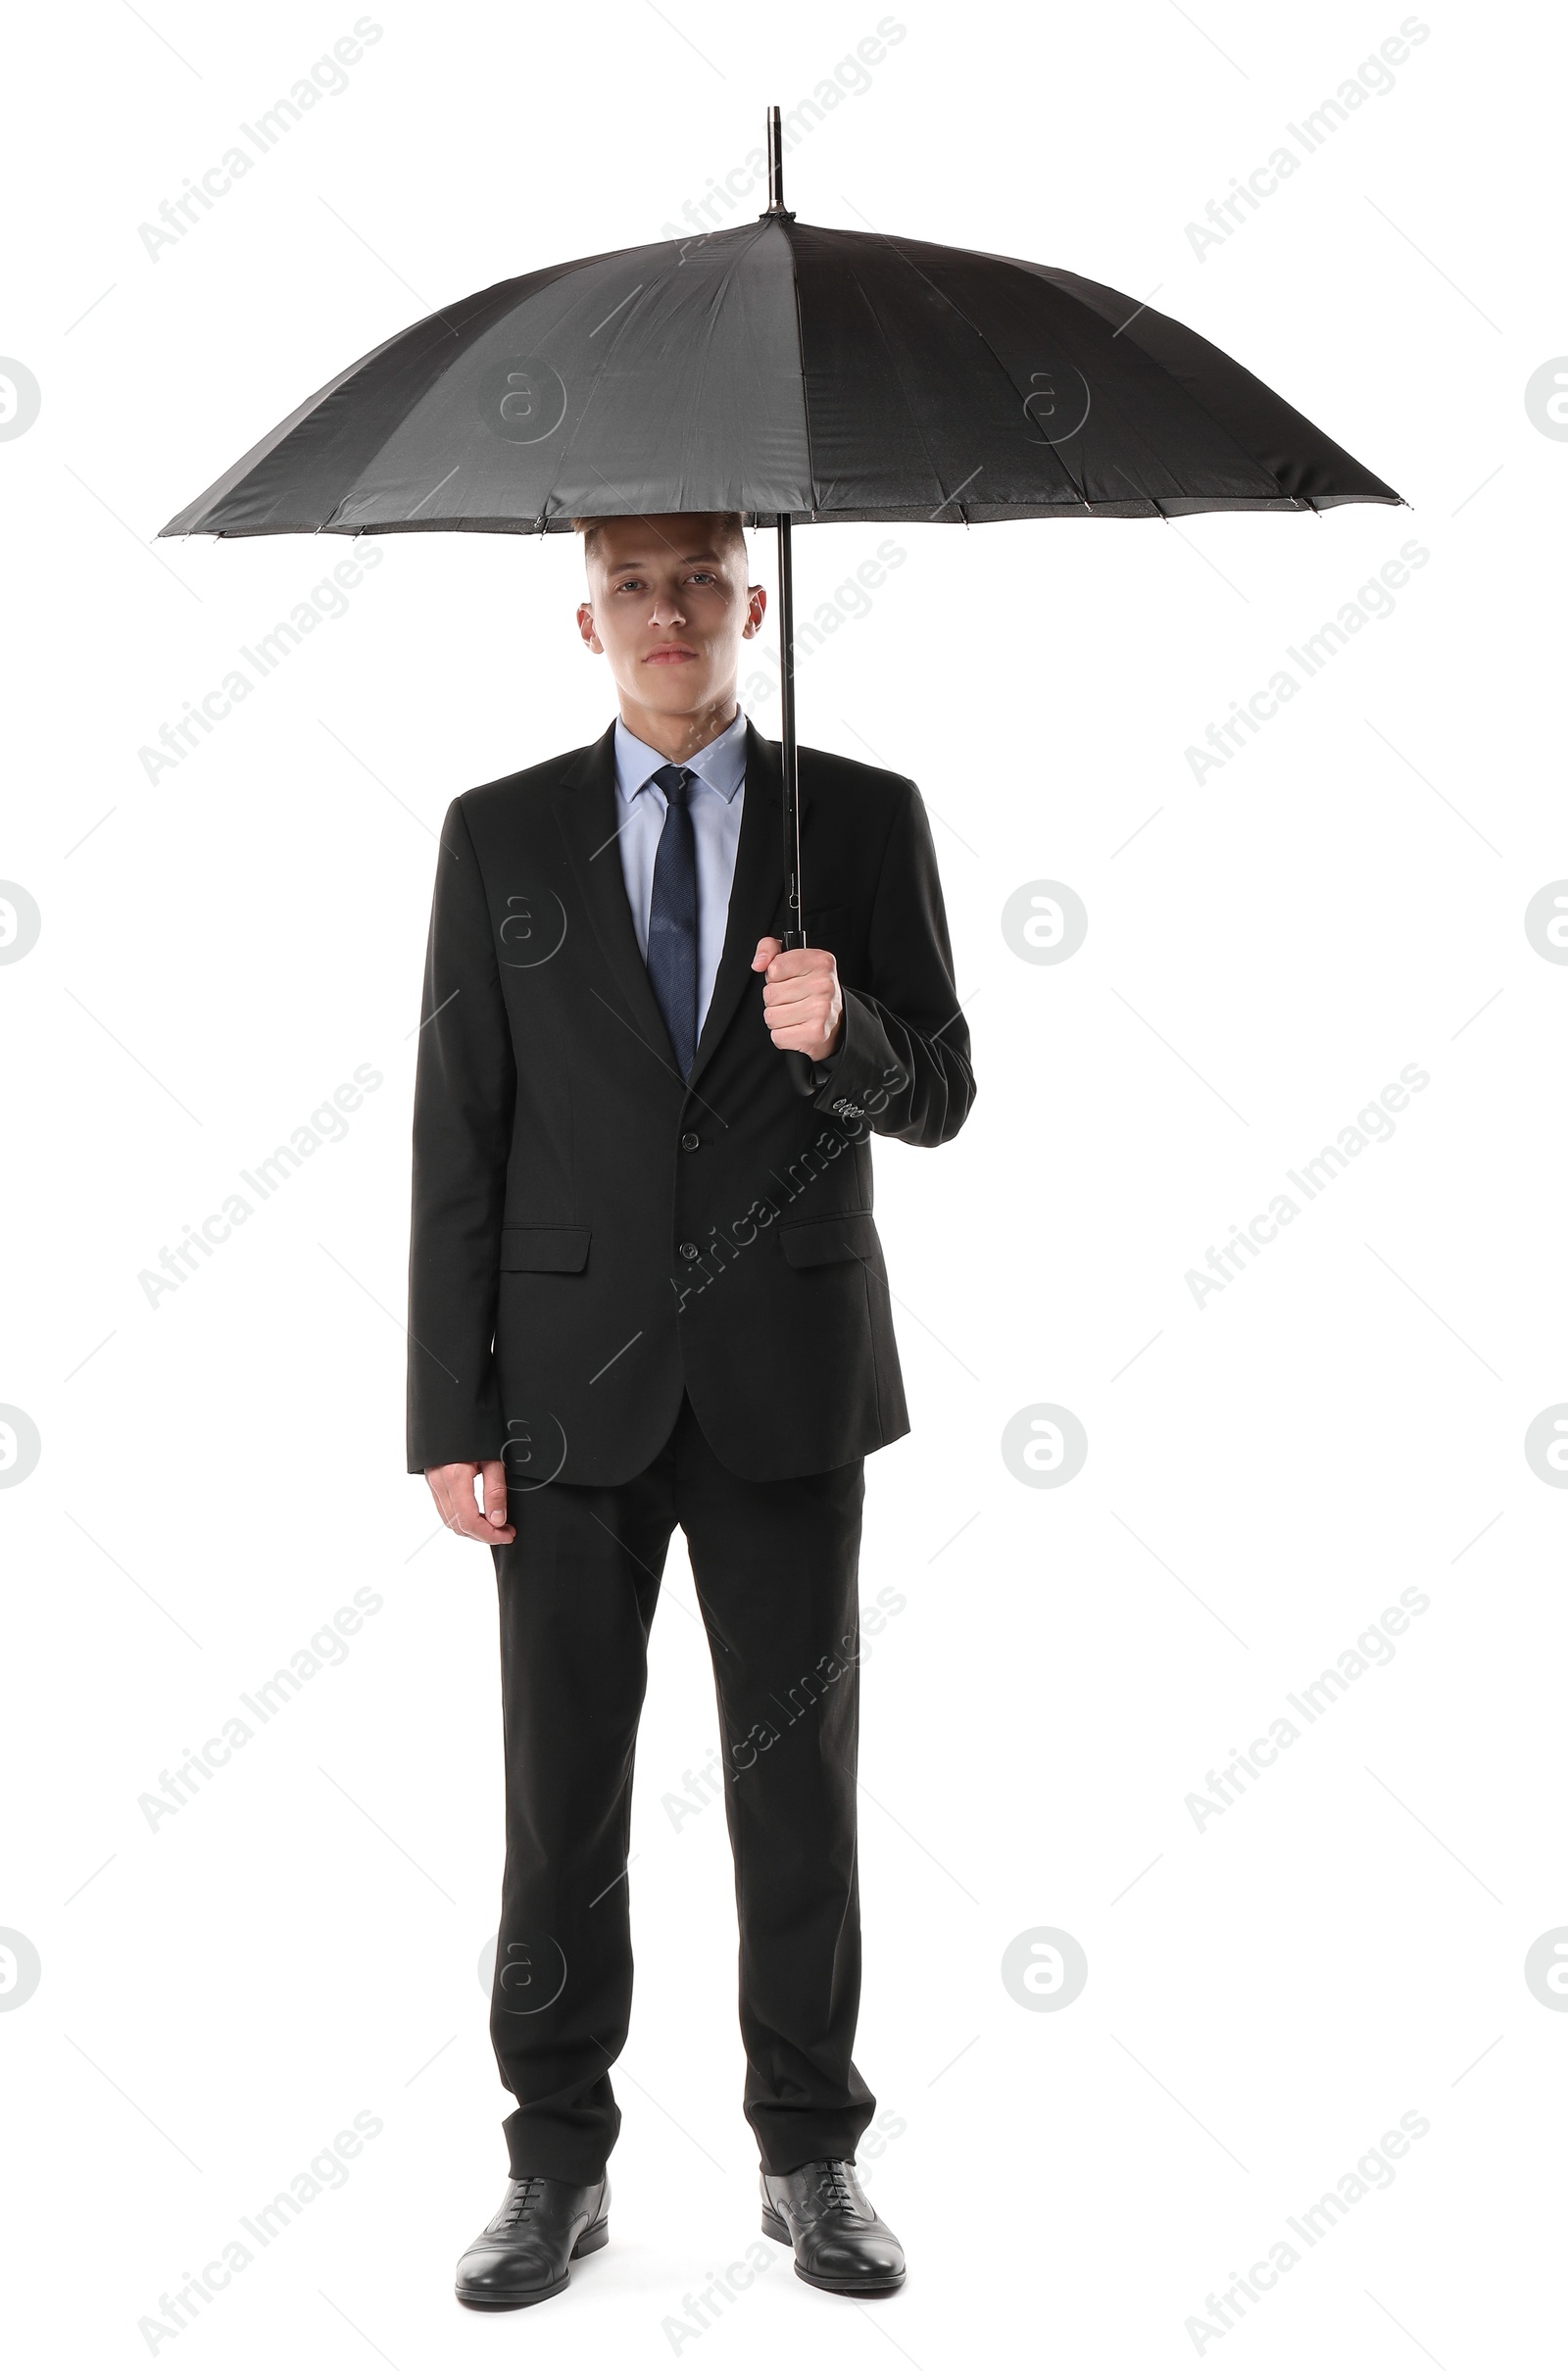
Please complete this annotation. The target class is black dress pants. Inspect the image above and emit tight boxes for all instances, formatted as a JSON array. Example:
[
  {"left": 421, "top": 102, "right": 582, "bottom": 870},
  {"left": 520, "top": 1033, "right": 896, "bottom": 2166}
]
[{"left": 489, "top": 1391, "right": 875, "bottom": 2182}]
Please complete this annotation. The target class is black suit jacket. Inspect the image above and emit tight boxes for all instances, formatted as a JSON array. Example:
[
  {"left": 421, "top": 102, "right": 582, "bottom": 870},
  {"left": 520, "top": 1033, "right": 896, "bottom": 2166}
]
[{"left": 406, "top": 718, "right": 975, "bottom": 1486}]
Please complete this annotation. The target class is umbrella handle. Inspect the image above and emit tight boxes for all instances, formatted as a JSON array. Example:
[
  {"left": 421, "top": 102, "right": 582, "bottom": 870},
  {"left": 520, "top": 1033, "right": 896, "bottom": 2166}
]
[{"left": 780, "top": 928, "right": 819, "bottom": 1097}]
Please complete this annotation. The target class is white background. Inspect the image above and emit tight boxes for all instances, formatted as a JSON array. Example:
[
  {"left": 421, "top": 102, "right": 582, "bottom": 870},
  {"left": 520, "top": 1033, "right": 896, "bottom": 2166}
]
[{"left": 2, "top": 0, "right": 1563, "bottom": 2363}]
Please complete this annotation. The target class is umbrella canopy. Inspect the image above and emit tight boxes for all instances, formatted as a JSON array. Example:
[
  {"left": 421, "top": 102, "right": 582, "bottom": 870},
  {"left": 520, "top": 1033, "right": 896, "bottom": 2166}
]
[{"left": 161, "top": 214, "right": 1398, "bottom": 540}]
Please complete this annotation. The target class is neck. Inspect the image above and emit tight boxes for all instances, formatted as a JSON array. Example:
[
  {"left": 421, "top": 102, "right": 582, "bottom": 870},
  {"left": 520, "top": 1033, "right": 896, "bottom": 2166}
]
[{"left": 617, "top": 691, "right": 741, "bottom": 766}]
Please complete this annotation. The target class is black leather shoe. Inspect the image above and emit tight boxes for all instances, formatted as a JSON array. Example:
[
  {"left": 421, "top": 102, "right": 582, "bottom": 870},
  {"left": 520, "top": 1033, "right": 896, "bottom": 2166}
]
[
  {"left": 454, "top": 2172, "right": 610, "bottom": 2308},
  {"left": 760, "top": 2159, "right": 906, "bottom": 2294}
]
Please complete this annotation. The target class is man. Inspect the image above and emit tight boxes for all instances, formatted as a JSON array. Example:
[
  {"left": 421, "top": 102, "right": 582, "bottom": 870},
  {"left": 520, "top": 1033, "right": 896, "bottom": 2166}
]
[{"left": 408, "top": 511, "right": 974, "bottom": 2309}]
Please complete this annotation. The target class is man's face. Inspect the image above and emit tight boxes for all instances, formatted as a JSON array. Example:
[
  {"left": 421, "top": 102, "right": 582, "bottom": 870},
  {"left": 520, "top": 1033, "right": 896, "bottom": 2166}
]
[{"left": 576, "top": 514, "right": 765, "bottom": 721}]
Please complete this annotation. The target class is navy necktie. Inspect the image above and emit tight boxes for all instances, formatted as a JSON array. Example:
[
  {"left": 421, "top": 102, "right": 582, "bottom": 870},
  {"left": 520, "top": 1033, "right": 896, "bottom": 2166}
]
[{"left": 646, "top": 764, "right": 699, "bottom": 1077}]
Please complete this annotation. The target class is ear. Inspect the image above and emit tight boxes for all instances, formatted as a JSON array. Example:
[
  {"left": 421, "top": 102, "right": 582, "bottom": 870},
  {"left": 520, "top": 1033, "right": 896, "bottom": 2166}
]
[
  {"left": 576, "top": 599, "right": 602, "bottom": 654},
  {"left": 742, "top": 582, "right": 767, "bottom": 640}
]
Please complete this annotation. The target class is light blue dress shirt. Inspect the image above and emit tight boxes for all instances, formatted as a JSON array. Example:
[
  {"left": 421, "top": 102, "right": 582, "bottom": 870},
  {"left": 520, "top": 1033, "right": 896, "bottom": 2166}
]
[{"left": 613, "top": 708, "right": 748, "bottom": 1038}]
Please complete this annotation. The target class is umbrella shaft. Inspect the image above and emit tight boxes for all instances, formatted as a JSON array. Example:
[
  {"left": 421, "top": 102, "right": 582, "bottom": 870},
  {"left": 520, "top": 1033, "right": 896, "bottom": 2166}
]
[
  {"left": 767, "top": 104, "right": 783, "bottom": 212},
  {"left": 776, "top": 516, "right": 816, "bottom": 1102},
  {"left": 777, "top": 515, "right": 804, "bottom": 954},
  {"left": 770, "top": 106, "right": 803, "bottom": 955}
]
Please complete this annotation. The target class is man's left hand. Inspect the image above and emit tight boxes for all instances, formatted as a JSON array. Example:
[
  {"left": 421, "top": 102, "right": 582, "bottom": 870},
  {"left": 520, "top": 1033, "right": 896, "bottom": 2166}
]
[{"left": 752, "top": 937, "right": 844, "bottom": 1059}]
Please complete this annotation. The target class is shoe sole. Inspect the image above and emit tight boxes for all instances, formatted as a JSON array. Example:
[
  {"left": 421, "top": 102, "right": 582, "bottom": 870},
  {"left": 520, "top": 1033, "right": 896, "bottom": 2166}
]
[
  {"left": 455, "top": 2215, "right": 609, "bottom": 2309},
  {"left": 760, "top": 2205, "right": 906, "bottom": 2295}
]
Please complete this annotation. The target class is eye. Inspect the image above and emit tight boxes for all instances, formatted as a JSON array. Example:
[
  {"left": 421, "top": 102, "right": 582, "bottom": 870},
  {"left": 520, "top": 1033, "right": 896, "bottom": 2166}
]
[{"left": 687, "top": 571, "right": 717, "bottom": 585}]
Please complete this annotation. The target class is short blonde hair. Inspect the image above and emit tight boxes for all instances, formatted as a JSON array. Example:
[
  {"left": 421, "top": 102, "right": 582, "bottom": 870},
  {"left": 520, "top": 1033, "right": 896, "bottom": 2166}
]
[{"left": 571, "top": 511, "right": 748, "bottom": 565}]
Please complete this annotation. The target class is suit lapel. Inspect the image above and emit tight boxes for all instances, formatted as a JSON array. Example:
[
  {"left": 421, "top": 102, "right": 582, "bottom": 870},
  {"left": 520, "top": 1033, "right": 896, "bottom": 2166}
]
[
  {"left": 552, "top": 716, "right": 796, "bottom": 1096},
  {"left": 550, "top": 720, "right": 676, "bottom": 1064},
  {"left": 688, "top": 721, "right": 791, "bottom": 1093}
]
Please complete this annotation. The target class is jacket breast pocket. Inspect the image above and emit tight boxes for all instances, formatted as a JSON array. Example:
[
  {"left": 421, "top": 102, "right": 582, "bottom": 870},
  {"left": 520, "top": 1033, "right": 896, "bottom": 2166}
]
[
  {"left": 500, "top": 1226, "right": 591, "bottom": 1273},
  {"left": 778, "top": 1210, "right": 880, "bottom": 1270}
]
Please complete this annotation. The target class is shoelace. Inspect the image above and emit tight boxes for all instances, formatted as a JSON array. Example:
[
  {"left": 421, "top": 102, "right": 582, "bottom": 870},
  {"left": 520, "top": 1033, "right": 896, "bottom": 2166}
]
[
  {"left": 500, "top": 2175, "right": 544, "bottom": 2228},
  {"left": 815, "top": 2160, "right": 859, "bottom": 2216}
]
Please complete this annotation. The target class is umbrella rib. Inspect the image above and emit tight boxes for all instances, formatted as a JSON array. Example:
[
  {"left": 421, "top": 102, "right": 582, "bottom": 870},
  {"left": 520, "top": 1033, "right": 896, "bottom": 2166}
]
[
  {"left": 831, "top": 251, "right": 959, "bottom": 521},
  {"left": 316, "top": 272, "right": 579, "bottom": 533},
  {"left": 863, "top": 230, "right": 1097, "bottom": 516},
  {"left": 326, "top": 244, "right": 692, "bottom": 534},
  {"left": 472, "top": 252, "right": 662, "bottom": 529},
  {"left": 478, "top": 252, "right": 675, "bottom": 529},
  {"left": 535, "top": 221, "right": 779, "bottom": 530},
  {"left": 973, "top": 250, "right": 1304, "bottom": 509},
  {"left": 781, "top": 221, "right": 816, "bottom": 523}
]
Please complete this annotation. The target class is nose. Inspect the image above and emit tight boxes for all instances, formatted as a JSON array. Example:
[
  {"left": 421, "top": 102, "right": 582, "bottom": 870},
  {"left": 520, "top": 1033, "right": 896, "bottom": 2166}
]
[{"left": 649, "top": 592, "right": 687, "bottom": 626}]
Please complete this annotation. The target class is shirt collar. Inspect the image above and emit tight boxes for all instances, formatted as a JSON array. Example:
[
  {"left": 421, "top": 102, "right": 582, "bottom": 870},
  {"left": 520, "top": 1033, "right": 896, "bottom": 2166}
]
[{"left": 613, "top": 708, "right": 748, "bottom": 807}]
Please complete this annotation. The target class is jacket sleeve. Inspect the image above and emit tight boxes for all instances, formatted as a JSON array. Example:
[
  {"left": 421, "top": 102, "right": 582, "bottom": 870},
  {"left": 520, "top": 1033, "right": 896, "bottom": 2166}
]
[
  {"left": 811, "top": 778, "right": 975, "bottom": 1147},
  {"left": 406, "top": 797, "right": 516, "bottom": 1472}
]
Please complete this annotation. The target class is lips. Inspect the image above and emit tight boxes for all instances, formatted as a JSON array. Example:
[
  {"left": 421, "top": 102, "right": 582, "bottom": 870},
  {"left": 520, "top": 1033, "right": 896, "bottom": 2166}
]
[{"left": 644, "top": 646, "right": 697, "bottom": 664}]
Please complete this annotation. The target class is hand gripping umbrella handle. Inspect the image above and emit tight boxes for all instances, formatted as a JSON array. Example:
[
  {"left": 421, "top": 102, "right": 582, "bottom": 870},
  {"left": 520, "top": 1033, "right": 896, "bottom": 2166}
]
[{"left": 781, "top": 932, "right": 816, "bottom": 1099}]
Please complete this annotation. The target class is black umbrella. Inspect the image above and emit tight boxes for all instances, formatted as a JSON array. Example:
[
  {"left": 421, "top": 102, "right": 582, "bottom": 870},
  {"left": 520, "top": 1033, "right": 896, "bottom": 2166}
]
[{"left": 162, "top": 106, "right": 1400, "bottom": 1082}]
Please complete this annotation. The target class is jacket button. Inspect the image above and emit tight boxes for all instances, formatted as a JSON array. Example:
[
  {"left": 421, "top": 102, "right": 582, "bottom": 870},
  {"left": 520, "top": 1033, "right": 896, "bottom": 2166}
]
[
  {"left": 678, "top": 1241, "right": 700, "bottom": 1262},
  {"left": 680, "top": 1132, "right": 700, "bottom": 1152}
]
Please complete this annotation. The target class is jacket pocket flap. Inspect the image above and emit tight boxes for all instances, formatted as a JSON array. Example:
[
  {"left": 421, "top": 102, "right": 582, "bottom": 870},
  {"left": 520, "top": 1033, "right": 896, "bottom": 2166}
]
[
  {"left": 778, "top": 1210, "right": 878, "bottom": 1270},
  {"left": 500, "top": 1226, "right": 591, "bottom": 1273}
]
